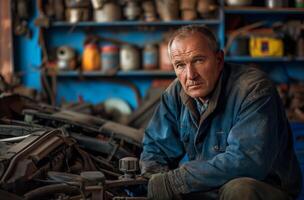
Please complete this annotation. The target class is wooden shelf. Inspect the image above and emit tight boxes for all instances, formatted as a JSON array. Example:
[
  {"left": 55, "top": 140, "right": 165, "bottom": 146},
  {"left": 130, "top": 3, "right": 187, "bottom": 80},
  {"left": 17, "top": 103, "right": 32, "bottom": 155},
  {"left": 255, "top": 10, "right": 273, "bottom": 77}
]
[{"left": 224, "top": 6, "right": 304, "bottom": 14}]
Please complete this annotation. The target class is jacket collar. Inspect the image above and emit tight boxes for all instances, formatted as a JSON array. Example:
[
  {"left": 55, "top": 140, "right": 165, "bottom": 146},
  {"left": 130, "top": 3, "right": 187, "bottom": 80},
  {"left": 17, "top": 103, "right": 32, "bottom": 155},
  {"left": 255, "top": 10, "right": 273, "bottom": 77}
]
[{"left": 179, "top": 65, "right": 227, "bottom": 124}]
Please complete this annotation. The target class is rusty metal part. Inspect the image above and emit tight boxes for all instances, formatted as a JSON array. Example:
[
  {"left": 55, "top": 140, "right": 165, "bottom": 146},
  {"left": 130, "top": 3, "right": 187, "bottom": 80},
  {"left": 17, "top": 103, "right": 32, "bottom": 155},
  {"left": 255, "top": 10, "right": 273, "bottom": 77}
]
[
  {"left": 23, "top": 109, "right": 143, "bottom": 146},
  {"left": 0, "top": 129, "right": 72, "bottom": 184},
  {"left": 119, "top": 157, "right": 139, "bottom": 180},
  {"left": 0, "top": 189, "right": 23, "bottom": 200},
  {"left": 23, "top": 183, "right": 80, "bottom": 200},
  {"left": 72, "top": 133, "right": 133, "bottom": 160},
  {"left": 0, "top": 134, "right": 31, "bottom": 142}
]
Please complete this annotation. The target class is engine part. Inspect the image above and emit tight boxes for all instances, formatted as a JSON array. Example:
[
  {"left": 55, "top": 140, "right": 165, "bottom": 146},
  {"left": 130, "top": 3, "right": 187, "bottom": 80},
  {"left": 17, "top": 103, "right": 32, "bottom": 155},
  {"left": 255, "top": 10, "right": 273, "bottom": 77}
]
[
  {"left": 81, "top": 171, "right": 106, "bottom": 185},
  {"left": 119, "top": 157, "right": 139, "bottom": 180}
]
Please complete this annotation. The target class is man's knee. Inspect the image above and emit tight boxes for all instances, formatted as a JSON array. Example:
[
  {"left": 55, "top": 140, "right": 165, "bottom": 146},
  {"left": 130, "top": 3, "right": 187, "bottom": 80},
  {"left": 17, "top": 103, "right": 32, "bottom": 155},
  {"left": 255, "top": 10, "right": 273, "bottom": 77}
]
[{"left": 219, "top": 177, "right": 261, "bottom": 200}]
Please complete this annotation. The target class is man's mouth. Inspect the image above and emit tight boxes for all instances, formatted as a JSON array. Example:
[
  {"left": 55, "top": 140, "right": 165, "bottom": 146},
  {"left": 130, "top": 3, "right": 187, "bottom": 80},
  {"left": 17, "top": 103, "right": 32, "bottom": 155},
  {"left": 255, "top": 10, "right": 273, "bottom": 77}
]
[{"left": 186, "top": 81, "right": 204, "bottom": 88}]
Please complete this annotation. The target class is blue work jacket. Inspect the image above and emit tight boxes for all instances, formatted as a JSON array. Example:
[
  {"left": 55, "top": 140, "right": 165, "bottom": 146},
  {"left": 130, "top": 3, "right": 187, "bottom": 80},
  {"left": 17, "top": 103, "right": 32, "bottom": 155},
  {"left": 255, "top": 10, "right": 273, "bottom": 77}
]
[{"left": 140, "top": 63, "right": 302, "bottom": 198}]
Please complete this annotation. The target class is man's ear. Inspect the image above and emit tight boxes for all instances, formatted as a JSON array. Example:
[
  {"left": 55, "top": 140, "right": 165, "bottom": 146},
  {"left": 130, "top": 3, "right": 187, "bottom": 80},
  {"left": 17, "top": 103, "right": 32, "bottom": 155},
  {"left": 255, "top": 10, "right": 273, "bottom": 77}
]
[{"left": 216, "top": 50, "right": 224, "bottom": 68}]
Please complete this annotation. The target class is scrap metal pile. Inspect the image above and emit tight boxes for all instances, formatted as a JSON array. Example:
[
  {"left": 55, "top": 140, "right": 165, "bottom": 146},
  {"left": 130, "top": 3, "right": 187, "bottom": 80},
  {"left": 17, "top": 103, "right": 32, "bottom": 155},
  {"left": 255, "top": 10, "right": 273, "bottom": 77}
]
[{"left": 0, "top": 94, "right": 148, "bottom": 200}]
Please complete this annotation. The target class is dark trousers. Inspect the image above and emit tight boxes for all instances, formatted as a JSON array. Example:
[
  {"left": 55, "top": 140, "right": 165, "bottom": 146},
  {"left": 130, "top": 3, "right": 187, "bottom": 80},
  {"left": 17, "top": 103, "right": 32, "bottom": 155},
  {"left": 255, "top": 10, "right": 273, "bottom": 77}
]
[{"left": 182, "top": 177, "right": 293, "bottom": 200}]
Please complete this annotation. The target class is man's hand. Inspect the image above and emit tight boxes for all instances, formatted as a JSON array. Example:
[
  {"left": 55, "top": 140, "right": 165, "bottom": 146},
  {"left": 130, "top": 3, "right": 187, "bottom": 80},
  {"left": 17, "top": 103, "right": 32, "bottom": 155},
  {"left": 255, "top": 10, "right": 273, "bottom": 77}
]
[
  {"left": 147, "top": 172, "right": 182, "bottom": 200},
  {"left": 145, "top": 166, "right": 189, "bottom": 199}
]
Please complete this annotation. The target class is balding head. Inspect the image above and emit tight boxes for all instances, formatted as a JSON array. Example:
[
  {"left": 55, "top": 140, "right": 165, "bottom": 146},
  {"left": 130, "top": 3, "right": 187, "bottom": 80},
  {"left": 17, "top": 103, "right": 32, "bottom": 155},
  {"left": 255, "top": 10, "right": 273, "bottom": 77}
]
[{"left": 168, "top": 25, "right": 219, "bottom": 59}]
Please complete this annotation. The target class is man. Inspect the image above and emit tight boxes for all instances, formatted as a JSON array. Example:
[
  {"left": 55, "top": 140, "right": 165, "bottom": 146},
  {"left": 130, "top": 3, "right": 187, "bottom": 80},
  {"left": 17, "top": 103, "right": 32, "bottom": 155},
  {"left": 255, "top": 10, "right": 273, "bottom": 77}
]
[{"left": 140, "top": 25, "right": 302, "bottom": 200}]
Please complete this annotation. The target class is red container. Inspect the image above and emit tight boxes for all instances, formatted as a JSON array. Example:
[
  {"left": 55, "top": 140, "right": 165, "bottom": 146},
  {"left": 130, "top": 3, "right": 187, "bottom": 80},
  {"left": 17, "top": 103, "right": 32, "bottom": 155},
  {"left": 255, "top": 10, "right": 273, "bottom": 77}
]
[{"left": 101, "top": 45, "right": 119, "bottom": 72}]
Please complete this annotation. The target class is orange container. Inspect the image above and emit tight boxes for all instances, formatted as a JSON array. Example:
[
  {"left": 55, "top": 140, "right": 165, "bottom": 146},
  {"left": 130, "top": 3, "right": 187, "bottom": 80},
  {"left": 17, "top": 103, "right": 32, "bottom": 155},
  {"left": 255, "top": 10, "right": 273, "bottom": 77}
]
[{"left": 82, "top": 44, "right": 101, "bottom": 71}]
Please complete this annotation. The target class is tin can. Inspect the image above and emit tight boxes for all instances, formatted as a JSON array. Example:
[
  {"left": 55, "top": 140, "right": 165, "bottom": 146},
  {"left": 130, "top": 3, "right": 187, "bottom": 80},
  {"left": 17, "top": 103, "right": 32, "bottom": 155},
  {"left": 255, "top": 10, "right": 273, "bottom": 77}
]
[
  {"left": 266, "top": 0, "right": 288, "bottom": 8},
  {"left": 94, "top": 3, "right": 121, "bottom": 22},
  {"left": 101, "top": 45, "right": 119, "bottom": 72},
  {"left": 143, "top": 44, "right": 158, "bottom": 70},
  {"left": 159, "top": 42, "right": 173, "bottom": 71},
  {"left": 57, "top": 46, "right": 76, "bottom": 70},
  {"left": 120, "top": 45, "right": 140, "bottom": 71}
]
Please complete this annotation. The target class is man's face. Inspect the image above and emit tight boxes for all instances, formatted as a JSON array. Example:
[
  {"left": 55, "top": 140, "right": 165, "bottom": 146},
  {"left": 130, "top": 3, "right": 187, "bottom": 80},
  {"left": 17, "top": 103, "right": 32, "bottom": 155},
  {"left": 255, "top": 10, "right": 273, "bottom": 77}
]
[{"left": 170, "top": 32, "right": 224, "bottom": 100}]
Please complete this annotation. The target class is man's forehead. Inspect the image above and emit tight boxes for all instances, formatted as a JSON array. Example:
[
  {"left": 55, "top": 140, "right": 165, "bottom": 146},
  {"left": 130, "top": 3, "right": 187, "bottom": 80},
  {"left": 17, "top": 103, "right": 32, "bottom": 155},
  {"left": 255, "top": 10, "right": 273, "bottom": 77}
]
[{"left": 171, "top": 39, "right": 208, "bottom": 58}]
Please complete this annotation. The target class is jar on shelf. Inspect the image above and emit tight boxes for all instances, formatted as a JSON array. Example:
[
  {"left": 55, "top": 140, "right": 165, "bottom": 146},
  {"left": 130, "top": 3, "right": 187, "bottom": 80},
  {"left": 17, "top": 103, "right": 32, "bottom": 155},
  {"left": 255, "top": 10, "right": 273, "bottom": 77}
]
[
  {"left": 123, "top": 1, "right": 141, "bottom": 20},
  {"left": 101, "top": 45, "right": 119, "bottom": 73},
  {"left": 142, "top": 0, "right": 157, "bottom": 22},
  {"left": 156, "top": 0, "right": 179, "bottom": 21},
  {"left": 66, "top": 8, "right": 90, "bottom": 23},
  {"left": 180, "top": 0, "right": 197, "bottom": 20},
  {"left": 159, "top": 41, "right": 173, "bottom": 71},
  {"left": 93, "top": 2, "right": 121, "bottom": 22},
  {"left": 225, "top": 0, "right": 252, "bottom": 6},
  {"left": 56, "top": 46, "right": 76, "bottom": 70},
  {"left": 82, "top": 44, "right": 101, "bottom": 71},
  {"left": 265, "top": 0, "right": 288, "bottom": 8},
  {"left": 197, "top": 0, "right": 218, "bottom": 19},
  {"left": 120, "top": 44, "right": 140, "bottom": 71},
  {"left": 143, "top": 43, "right": 158, "bottom": 70}
]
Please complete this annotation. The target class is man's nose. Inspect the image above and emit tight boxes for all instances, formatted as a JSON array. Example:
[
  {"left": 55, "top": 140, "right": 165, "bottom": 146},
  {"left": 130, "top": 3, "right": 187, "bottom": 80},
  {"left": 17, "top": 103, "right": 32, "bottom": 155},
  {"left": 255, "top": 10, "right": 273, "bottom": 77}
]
[{"left": 186, "top": 64, "right": 197, "bottom": 79}]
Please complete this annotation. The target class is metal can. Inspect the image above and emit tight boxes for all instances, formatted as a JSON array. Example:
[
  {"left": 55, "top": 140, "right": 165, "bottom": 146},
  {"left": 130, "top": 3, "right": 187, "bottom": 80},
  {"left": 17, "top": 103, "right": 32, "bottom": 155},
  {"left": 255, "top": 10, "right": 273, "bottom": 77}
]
[
  {"left": 143, "top": 44, "right": 158, "bottom": 70},
  {"left": 120, "top": 45, "right": 140, "bottom": 71},
  {"left": 266, "top": 0, "right": 288, "bottom": 8},
  {"left": 94, "top": 3, "right": 121, "bottom": 22},
  {"left": 101, "top": 45, "right": 119, "bottom": 72}
]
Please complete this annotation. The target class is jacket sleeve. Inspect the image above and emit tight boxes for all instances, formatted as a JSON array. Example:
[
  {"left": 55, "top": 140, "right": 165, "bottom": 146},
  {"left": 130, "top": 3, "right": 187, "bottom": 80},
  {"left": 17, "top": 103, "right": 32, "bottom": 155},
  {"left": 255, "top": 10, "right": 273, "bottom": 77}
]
[
  {"left": 140, "top": 91, "right": 185, "bottom": 175},
  {"left": 168, "top": 89, "right": 285, "bottom": 193}
]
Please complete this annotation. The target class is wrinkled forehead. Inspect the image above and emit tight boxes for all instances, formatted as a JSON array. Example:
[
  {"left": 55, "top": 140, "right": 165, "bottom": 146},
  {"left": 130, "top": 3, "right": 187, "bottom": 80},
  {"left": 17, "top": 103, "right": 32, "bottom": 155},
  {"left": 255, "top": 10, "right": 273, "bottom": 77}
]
[{"left": 169, "top": 33, "right": 213, "bottom": 58}]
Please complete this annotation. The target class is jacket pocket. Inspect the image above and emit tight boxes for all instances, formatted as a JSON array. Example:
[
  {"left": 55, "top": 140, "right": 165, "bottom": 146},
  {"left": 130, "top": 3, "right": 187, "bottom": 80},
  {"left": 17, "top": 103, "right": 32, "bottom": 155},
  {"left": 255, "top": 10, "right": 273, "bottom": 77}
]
[
  {"left": 213, "top": 131, "right": 227, "bottom": 153},
  {"left": 180, "top": 124, "right": 196, "bottom": 160}
]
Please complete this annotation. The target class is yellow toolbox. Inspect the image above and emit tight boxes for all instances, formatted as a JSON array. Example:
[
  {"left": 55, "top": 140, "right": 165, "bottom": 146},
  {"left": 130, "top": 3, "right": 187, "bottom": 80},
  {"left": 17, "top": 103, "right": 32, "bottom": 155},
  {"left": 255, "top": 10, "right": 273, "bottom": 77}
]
[{"left": 249, "top": 37, "right": 284, "bottom": 57}]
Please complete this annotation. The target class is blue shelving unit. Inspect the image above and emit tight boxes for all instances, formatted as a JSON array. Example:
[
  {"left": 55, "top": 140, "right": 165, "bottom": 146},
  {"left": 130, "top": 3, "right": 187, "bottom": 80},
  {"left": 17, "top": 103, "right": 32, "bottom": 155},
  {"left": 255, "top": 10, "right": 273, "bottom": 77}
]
[
  {"left": 52, "top": 70, "right": 176, "bottom": 78},
  {"left": 225, "top": 56, "right": 304, "bottom": 62},
  {"left": 14, "top": 1, "right": 304, "bottom": 108},
  {"left": 52, "top": 19, "right": 221, "bottom": 27},
  {"left": 224, "top": 6, "right": 304, "bottom": 14}
]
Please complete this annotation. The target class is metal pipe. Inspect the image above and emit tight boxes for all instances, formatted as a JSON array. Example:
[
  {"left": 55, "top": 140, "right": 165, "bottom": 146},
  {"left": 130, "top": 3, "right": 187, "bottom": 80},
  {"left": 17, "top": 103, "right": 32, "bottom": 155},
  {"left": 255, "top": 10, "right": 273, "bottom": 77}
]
[{"left": 0, "top": 134, "right": 31, "bottom": 142}]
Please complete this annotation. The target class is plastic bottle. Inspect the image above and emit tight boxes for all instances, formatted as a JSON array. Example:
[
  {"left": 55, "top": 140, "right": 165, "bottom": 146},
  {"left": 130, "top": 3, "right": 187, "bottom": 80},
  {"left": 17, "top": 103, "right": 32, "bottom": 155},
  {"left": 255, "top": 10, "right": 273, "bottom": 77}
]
[{"left": 82, "top": 44, "right": 101, "bottom": 71}]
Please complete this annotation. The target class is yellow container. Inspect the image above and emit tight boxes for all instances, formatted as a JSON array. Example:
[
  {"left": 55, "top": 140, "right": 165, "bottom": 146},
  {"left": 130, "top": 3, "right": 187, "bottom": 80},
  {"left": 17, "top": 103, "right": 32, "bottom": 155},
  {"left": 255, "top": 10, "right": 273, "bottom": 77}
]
[
  {"left": 249, "top": 37, "right": 284, "bottom": 57},
  {"left": 82, "top": 44, "right": 101, "bottom": 71}
]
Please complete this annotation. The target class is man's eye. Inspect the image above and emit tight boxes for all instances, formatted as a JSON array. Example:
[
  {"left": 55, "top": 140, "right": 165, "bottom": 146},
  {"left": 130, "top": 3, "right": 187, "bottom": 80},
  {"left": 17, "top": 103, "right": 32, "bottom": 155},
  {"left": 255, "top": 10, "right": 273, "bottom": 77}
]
[
  {"left": 194, "top": 58, "right": 205, "bottom": 63},
  {"left": 176, "top": 63, "right": 185, "bottom": 69}
]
